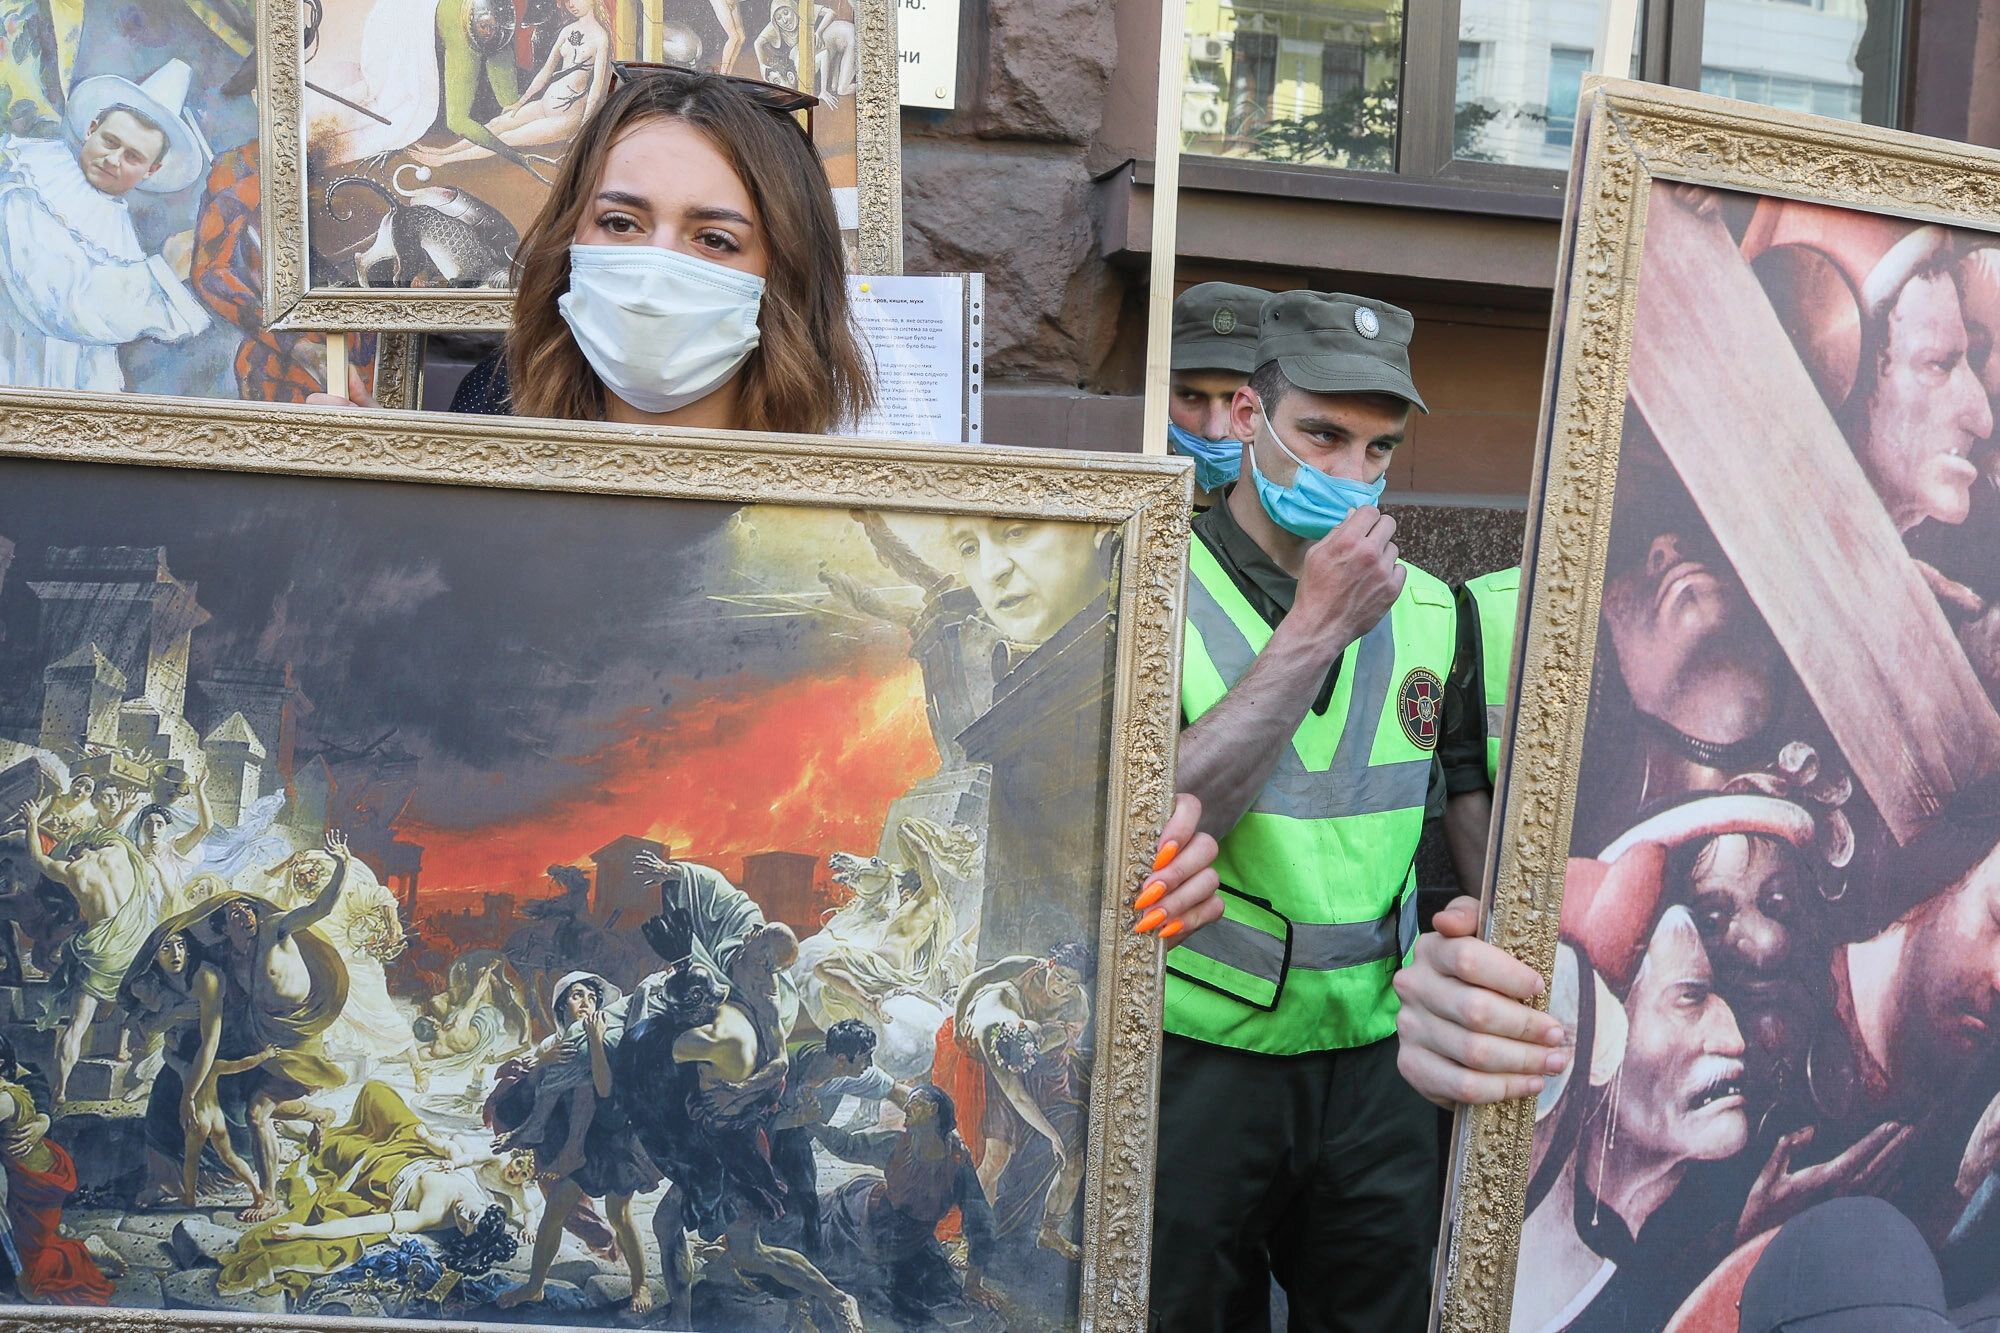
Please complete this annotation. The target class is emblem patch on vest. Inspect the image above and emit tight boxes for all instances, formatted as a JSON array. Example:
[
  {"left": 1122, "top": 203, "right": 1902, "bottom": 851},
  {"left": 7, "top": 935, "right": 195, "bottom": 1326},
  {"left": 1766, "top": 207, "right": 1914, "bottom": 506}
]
[{"left": 1398, "top": 667, "right": 1443, "bottom": 751}]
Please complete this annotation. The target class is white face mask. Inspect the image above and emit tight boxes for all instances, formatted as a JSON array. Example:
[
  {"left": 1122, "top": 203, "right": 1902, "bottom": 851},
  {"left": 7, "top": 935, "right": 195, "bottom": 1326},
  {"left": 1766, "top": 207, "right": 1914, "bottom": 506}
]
[{"left": 557, "top": 245, "right": 766, "bottom": 415}]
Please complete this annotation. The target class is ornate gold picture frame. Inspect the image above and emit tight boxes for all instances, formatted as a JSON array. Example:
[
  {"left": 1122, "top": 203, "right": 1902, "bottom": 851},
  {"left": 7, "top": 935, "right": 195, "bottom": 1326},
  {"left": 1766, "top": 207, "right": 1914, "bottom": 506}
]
[
  {"left": 257, "top": 0, "right": 902, "bottom": 334},
  {"left": 0, "top": 389, "right": 1187, "bottom": 1331},
  {"left": 1437, "top": 78, "right": 2000, "bottom": 1332}
]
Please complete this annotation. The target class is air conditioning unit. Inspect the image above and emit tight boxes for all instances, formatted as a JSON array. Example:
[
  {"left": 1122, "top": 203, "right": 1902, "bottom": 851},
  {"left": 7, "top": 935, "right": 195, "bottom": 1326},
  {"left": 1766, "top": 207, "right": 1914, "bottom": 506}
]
[
  {"left": 1191, "top": 34, "right": 1229, "bottom": 64},
  {"left": 1183, "top": 88, "right": 1225, "bottom": 134}
]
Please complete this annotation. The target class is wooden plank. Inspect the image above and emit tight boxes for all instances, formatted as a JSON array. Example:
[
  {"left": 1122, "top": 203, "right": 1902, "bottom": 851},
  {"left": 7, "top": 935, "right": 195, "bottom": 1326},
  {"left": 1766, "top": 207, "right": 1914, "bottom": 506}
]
[
  {"left": 1627, "top": 185, "right": 2000, "bottom": 843},
  {"left": 1138, "top": 0, "right": 1184, "bottom": 457},
  {"left": 326, "top": 332, "right": 348, "bottom": 402},
  {"left": 1595, "top": 0, "right": 1640, "bottom": 80}
]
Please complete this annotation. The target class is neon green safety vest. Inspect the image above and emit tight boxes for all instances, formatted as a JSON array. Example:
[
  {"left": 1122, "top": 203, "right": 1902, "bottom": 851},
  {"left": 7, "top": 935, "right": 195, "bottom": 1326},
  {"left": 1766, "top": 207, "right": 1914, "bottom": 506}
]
[
  {"left": 1165, "top": 537, "right": 1457, "bottom": 1056},
  {"left": 1462, "top": 567, "right": 1521, "bottom": 786}
]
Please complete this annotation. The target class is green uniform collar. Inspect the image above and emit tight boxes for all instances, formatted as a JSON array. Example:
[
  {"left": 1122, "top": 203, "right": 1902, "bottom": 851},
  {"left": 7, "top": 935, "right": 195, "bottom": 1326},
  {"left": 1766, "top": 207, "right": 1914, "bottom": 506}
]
[{"left": 1192, "top": 489, "right": 1295, "bottom": 619}]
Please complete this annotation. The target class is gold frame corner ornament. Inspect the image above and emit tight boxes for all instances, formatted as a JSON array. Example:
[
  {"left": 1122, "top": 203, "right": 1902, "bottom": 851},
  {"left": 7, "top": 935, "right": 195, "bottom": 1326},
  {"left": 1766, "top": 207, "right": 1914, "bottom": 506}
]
[
  {"left": 1431, "top": 76, "right": 2000, "bottom": 1333},
  {"left": 0, "top": 387, "right": 1194, "bottom": 1333},
  {"left": 258, "top": 0, "right": 904, "bottom": 334}
]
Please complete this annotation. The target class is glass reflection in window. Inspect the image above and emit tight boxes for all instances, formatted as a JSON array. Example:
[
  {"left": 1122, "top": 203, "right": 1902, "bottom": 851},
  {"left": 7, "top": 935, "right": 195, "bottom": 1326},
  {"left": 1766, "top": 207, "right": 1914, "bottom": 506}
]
[
  {"left": 1182, "top": 0, "right": 1406, "bottom": 172},
  {"left": 1700, "top": 0, "right": 1902, "bottom": 128}
]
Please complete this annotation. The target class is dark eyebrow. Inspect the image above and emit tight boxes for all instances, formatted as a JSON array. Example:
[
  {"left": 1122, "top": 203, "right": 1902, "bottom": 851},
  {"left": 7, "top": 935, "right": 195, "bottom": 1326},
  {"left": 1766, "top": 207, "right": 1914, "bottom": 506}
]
[
  {"left": 687, "top": 205, "right": 756, "bottom": 226},
  {"left": 593, "top": 194, "right": 755, "bottom": 228},
  {"left": 1293, "top": 414, "right": 1404, "bottom": 448},
  {"left": 1292, "top": 415, "right": 1350, "bottom": 438}
]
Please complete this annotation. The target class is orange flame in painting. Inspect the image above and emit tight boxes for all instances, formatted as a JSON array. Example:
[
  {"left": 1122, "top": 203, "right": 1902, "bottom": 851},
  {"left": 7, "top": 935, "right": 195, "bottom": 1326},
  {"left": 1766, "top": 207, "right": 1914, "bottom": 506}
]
[{"left": 400, "top": 663, "right": 939, "bottom": 901}]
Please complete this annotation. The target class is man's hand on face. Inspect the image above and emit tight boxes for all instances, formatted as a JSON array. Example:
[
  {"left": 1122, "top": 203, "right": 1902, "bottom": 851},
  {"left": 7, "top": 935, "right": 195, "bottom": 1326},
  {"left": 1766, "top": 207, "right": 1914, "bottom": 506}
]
[{"left": 1287, "top": 505, "right": 1405, "bottom": 655}]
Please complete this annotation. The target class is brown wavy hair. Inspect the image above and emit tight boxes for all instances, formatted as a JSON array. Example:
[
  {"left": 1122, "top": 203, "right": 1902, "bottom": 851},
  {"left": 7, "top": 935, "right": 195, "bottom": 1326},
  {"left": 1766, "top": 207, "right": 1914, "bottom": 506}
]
[{"left": 506, "top": 69, "right": 873, "bottom": 432}]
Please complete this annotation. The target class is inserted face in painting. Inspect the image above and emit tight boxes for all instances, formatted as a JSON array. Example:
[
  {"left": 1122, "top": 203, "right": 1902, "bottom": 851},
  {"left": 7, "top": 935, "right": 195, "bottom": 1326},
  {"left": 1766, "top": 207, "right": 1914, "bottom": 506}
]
[{"left": 0, "top": 3, "right": 377, "bottom": 400}]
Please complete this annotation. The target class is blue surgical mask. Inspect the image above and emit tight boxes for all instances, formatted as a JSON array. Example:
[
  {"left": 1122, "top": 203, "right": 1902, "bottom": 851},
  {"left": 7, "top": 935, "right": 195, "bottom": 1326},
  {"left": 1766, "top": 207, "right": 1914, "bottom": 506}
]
[
  {"left": 558, "top": 245, "right": 765, "bottom": 414},
  {"left": 1248, "top": 412, "right": 1387, "bottom": 540},
  {"left": 1167, "top": 423, "right": 1243, "bottom": 493}
]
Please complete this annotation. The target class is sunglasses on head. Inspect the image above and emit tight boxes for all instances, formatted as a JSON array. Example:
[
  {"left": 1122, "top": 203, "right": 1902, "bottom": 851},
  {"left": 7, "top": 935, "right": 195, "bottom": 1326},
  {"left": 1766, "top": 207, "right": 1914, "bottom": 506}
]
[{"left": 610, "top": 60, "right": 819, "bottom": 134}]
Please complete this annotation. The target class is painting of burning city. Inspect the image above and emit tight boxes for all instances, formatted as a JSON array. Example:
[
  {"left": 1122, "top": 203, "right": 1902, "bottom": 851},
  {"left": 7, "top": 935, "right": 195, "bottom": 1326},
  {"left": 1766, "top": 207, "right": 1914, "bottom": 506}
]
[{"left": 0, "top": 453, "right": 1124, "bottom": 1330}]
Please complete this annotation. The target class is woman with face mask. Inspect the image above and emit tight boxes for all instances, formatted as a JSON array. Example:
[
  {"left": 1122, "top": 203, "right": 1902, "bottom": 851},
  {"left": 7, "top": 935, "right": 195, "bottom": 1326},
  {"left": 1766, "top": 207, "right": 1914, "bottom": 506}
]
[{"left": 315, "top": 65, "right": 872, "bottom": 434}]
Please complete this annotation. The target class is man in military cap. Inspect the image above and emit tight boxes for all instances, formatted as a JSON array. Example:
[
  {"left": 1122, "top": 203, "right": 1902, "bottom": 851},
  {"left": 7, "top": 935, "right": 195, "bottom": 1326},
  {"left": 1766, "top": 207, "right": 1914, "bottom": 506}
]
[
  {"left": 1168, "top": 281, "right": 1268, "bottom": 509},
  {"left": 1151, "top": 290, "right": 1460, "bottom": 1330}
]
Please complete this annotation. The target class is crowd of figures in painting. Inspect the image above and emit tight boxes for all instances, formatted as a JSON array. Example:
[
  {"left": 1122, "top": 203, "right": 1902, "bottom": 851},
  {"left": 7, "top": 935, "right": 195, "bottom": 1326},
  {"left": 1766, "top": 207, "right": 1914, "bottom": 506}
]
[{"left": 0, "top": 496, "right": 1123, "bottom": 1331}]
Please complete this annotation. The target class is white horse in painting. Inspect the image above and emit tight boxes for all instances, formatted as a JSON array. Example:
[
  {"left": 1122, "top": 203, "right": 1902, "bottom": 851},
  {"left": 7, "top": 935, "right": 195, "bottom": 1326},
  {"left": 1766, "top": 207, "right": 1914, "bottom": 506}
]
[{"left": 792, "top": 819, "right": 982, "bottom": 1080}]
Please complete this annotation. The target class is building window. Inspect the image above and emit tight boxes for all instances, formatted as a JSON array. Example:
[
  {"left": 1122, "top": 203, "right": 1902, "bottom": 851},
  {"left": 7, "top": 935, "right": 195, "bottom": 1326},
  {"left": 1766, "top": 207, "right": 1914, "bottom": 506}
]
[
  {"left": 1181, "top": 0, "right": 1404, "bottom": 171},
  {"left": 1457, "top": 41, "right": 1486, "bottom": 103},
  {"left": 1178, "top": 0, "right": 1910, "bottom": 183},
  {"left": 1699, "top": 0, "right": 1897, "bottom": 126},
  {"left": 1324, "top": 39, "right": 1366, "bottom": 101},
  {"left": 1452, "top": 0, "right": 1636, "bottom": 169},
  {"left": 1701, "top": 66, "right": 1864, "bottom": 120},
  {"left": 1227, "top": 29, "right": 1280, "bottom": 138},
  {"left": 1544, "top": 46, "right": 1592, "bottom": 147}
]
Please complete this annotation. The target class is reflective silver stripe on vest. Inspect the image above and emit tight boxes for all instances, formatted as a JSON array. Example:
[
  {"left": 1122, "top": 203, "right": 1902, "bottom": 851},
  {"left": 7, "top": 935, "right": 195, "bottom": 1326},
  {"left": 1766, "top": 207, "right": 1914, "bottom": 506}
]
[
  {"left": 1186, "top": 571, "right": 1433, "bottom": 819},
  {"left": 1485, "top": 703, "right": 1506, "bottom": 739},
  {"left": 1181, "top": 914, "right": 1287, "bottom": 984},
  {"left": 1178, "top": 898, "right": 1410, "bottom": 984}
]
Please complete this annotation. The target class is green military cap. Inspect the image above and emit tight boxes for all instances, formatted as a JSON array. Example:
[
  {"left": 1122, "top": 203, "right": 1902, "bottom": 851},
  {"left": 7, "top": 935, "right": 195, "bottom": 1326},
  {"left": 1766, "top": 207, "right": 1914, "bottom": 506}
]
[
  {"left": 1171, "top": 281, "right": 1268, "bottom": 374},
  {"left": 1255, "top": 290, "right": 1427, "bottom": 411}
]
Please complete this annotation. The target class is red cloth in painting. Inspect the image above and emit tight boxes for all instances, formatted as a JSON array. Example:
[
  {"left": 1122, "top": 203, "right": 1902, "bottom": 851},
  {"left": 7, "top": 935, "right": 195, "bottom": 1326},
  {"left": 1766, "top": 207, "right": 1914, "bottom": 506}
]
[
  {"left": 932, "top": 1018, "right": 986, "bottom": 1168},
  {"left": 191, "top": 143, "right": 377, "bottom": 404},
  {"left": 8, "top": 1142, "right": 110, "bottom": 1305}
]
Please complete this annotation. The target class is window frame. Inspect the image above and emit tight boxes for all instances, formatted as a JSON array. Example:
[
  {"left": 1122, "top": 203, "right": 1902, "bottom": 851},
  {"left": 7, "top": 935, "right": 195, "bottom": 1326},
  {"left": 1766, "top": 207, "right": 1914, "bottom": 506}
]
[
  {"left": 1392, "top": 0, "right": 1706, "bottom": 188},
  {"left": 1164, "top": 0, "right": 1918, "bottom": 214},
  {"left": 1398, "top": 0, "right": 1919, "bottom": 187}
]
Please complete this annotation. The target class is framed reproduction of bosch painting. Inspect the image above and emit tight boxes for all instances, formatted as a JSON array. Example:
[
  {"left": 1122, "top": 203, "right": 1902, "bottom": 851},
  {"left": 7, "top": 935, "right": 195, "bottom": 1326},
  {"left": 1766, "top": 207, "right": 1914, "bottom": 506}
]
[
  {"left": 1435, "top": 78, "right": 2000, "bottom": 1333},
  {"left": 0, "top": 0, "right": 418, "bottom": 406},
  {"left": 0, "top": 387, "right": 1187, "bottom": 1330},
  {"left": 256, "top": 0, "right": 901, "bottom": 334}
]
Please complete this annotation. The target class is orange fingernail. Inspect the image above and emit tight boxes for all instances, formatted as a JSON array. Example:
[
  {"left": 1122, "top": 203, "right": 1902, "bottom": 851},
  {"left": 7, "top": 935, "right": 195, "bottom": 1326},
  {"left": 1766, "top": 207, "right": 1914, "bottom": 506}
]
[
  {"left": 1152, "top": 842, "right": 1179, "bottom": 872},
  {"left": 1159, "top": 920, "right": 1185, "bottom": 939},
  {"left": 1134, "top": 881, "right": 1166, "bottom": 911},
  {"left": 1134, "top": 907, "right": 1167, "bottom": 934}
]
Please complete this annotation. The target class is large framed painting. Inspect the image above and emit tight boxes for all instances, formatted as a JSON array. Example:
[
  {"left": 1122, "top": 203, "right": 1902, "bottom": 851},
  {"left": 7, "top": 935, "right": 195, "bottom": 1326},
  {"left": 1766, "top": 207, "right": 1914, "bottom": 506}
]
[
  {"left": 1437, "top": 80, "right": 2000, "bottom": 1331},
  {"left": 258, "top": 0, "right": 901, "bottom": 334},
  {"left": 0, "top": 388, "right": 1185, "bottom": 1331},
  {"left": 0, "top": 0, "right": 419, "bottom": 406}
]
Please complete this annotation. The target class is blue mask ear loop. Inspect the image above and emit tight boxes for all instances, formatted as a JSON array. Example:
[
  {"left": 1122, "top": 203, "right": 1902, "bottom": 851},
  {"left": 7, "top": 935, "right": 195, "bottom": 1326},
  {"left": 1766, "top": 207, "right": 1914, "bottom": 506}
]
[
  {"left": 1258, "top": 408, "right": 1391, "bottom": 500},
  {"left": 1256, "top": 410, "right": 1309, "bottom": 481}
]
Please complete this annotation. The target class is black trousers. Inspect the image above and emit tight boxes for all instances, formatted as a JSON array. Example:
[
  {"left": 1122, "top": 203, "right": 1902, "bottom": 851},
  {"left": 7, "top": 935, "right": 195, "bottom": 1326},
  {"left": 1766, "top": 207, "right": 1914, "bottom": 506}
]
[{"left": 1149, "top": 1034, "right": 1441, "bottom": 1333}]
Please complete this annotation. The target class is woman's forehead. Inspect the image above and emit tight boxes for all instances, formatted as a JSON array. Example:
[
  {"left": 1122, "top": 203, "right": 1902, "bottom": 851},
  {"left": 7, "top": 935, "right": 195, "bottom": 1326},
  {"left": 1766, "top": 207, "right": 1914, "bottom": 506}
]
[{"left": 598, "top": 121, "right": 754, "bottom": 214}]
